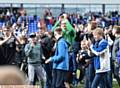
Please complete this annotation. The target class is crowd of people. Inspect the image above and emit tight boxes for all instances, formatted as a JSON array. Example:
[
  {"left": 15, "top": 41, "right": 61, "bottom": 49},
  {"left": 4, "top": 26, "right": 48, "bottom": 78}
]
[{"left": 0, "top": 8, "right": 120, "bottom": 88}]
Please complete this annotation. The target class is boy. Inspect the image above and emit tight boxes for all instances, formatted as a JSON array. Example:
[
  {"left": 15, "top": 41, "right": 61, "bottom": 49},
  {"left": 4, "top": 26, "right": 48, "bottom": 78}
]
[
  {"left": 90, "top": 28, "right": 111, "bottom": 88},
  {"left": 76, "top": 40, "right": 92, "bottom": 88},
  {"left": 45, "top": 27, "right": 69, "bottom": 88}
]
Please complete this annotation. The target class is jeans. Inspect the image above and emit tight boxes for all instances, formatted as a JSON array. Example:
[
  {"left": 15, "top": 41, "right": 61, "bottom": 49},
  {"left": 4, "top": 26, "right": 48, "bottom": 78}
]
[
  {"left": 99, "top": 59, "right": 113, "bottom": 88},
  {"left": 107, "top": 71, "right": 112, "bottom": 88},
  {"left": 91, "top": 72, "right": 111, "bottom": 88},
  {"left": 107, "top": 58, "right": 113, "bottom": 88},
  {"left": 84, "top": 62, "right": 95, "bottom": 88},
  {"left": 84, "top": 67, "right": 90, "bottom": 88},
  {"left": 28, "top": 64, "right": 46, "bottom": 88}
]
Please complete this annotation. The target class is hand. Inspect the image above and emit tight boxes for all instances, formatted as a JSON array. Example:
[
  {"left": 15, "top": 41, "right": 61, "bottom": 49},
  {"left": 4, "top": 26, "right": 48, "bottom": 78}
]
[
  {"left": 59, "top": 16, "right": 62, "bottom": 22},
  {"left": 85, "top": 60, "right": 89, "bottom": 63},
  {"left": 45, "top": 58, "right": 51, "bottom": 64},
  {"left": 104, "top": 29, "right": 108, "bottom": 35},
  {"left": 79, "top": 55, "right": 83, "bottom": 60},
  {"left": 8, "top": 32, "right": 12, "bottom": 39},
  {"left": 87, "top": 39, "right": 92, "bottom": 47},
  {"left": 31, "top": 42, "right": 35, "bottom": 48}
]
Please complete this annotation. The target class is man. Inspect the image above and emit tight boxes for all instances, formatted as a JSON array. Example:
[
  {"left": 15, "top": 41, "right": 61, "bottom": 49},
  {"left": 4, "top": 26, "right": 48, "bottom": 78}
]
[
  {"left": 0, "top": 26, "right": 16, "bottom": 65},
  {"left": 52, "top": 13, "right": 76, "bottom": 45},
  {"left": 45, "top": 27, "right": 69, "bottom": 88},
  {"left": 24, "top": 33, "right": 46, "bottom": 88},
  {"left": 40, "top": 32, "right": 53, "bottom": 88}
]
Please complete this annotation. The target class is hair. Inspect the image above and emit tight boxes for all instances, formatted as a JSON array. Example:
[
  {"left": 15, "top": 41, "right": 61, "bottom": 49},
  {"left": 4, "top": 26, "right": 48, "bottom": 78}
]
[
  {"left": 0, "top": 66, "right": 26, "bottom": 85},
  {"left": 113, "top": 25, "right": 120, "bottom": 34},
  {"left": 90, "top": 21, "right": 97, "bottom": 30},
  {"left": 80, "top": 40, "right": 89, "bottom": 50},
  {"left": 93, "top": 27, "right": 104, "bottom": 36}
]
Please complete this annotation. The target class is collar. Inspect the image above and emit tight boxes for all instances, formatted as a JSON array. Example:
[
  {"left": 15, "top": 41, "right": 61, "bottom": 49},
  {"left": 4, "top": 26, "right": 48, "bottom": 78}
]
[{"left": 57, "top": 36, "right": 63, "bottom": 41}]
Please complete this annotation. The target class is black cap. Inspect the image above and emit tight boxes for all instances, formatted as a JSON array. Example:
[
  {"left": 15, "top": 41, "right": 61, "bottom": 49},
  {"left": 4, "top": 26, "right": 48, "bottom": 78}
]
[{"left": 29, "top": 33, "right": 36, "bottom": 38}]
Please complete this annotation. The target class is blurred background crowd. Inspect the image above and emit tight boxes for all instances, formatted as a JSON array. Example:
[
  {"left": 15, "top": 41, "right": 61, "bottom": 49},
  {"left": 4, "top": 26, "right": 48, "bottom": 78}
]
[{"left": 0, "top": 5, "right": 120, "bottom": 88}]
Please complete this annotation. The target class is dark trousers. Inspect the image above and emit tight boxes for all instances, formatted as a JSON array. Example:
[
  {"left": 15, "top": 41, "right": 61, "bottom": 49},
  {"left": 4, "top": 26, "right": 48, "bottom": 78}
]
[
  {"left": 44, "top": 63, "right": 52, "bottom": 88},
  {"left": 52, "top": 69, "right": 67, "bottom": 88},
  {"left": 114, "top": 65, "right": 120, "bottom": 86}
]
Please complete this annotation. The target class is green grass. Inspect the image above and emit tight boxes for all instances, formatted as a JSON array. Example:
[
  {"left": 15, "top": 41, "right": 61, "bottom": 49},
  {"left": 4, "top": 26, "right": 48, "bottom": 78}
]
[
  {"left": 77, "top": 80, "right": 119, "bottom": 88},
  {"left": 113, "top": 81, "right": 119, "bottom": 88}
]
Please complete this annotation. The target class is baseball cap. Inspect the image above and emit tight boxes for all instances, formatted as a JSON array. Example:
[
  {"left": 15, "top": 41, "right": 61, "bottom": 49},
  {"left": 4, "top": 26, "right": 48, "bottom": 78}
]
[{"left": 29, "top": 33, "right": 36, "bottom": 38}]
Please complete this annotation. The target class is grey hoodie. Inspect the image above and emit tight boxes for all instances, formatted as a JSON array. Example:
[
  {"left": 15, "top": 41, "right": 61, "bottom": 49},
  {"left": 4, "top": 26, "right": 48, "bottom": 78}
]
[{"left": 24, "top": 42, "right": 43, "bottom": 64}]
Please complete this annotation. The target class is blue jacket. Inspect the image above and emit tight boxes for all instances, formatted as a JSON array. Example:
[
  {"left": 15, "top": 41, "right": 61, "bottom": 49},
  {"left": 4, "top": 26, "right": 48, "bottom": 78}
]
[
  {"left": 90, "top": 39, "right": 111, "bottom": 73},
  {"left": 50, "top": 37, "right": 69, "bottom": 71}
]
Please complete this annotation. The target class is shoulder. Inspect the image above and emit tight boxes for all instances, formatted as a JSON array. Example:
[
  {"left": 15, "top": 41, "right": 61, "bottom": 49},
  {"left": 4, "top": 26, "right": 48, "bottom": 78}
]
[
  {"left": 58, "top": 38, "right": 68, "bottom": 47},
  {"left": 99, "top": 39, "right": 108, "bottom": 45}
]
